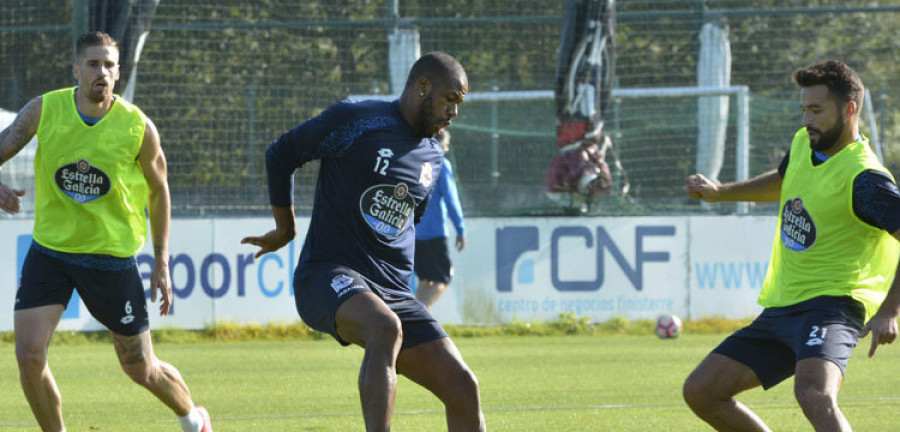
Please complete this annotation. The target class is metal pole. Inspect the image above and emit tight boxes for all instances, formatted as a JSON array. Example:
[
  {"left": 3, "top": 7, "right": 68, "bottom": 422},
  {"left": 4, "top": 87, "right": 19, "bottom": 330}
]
[
  {"left": 72, "top": 0, "right": 89, "bottom": 59},
  {"left": 735, "top": 87, "right": 749, "bottom": 214},
  {"left": 11, "top": 74, "right": 19, "bottom": 110},
  {"left": 248, "top": 76, "right": 257, "bottom": 188},
  {"left": 878, "top": 89, "right": 887, "bottom": 152},
  {"left": 490, "top": 80, "right": 500, "bottom": 186}
]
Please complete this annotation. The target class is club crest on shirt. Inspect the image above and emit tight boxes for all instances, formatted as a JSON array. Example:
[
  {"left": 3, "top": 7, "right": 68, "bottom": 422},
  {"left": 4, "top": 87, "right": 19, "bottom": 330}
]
[
  {"left": 330, "top": 274, "right": 354, "bottom": 292},
  {"left": 359, "top": 182, "right": 416, "bottom": 237},
  {"left": 419, "top": 162, "right": 433, "bottom": 188},
  {"left": 54, "top": 159, "right": 111, "bottom": 203},
  {"left": 781, "top": 197, "right": 817, "bottom": 251}
]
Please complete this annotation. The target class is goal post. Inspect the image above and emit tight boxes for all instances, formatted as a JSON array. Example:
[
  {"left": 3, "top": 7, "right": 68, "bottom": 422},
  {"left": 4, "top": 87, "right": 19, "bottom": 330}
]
[{"left": 349, "top": 85, "right": 751, "bottom": 214}]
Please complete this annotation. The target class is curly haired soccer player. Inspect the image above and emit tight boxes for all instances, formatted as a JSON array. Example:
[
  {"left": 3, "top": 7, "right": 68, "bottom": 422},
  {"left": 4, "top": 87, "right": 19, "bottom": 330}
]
[
  {"left": 682, "top": 60, "right": 900, "bottom": 431},
  {"left": 242, "top": 52, "right": 485, "bottom": 431},
  {"left": 0, "top": 32, "right": 211, "bottom": 432}
]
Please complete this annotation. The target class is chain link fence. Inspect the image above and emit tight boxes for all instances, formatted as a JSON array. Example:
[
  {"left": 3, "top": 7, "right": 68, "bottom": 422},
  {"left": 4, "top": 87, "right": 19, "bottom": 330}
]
[{"left": 2, "top": 0, "right": 899, "bottom": 217}]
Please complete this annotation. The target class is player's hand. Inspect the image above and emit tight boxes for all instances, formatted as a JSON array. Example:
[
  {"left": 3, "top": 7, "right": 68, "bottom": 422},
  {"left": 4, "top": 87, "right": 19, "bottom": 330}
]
[
  {"left": 860, "top": 310, "right": 899, "bottom": 357},
  {"left": 456, "top": 236, "right": 466, "bottom": 251},
  {"left": 0, "top": 184, "right": 26, "bottom": 214},
  {"left": 241, "top": 228, "right": 294, "bottom": 259},
  {"left": 683, "top": 174, "right": 720, "bottom": 202},
  {"left": 150, "top": 260, "right": 173, "bottom": 316}
]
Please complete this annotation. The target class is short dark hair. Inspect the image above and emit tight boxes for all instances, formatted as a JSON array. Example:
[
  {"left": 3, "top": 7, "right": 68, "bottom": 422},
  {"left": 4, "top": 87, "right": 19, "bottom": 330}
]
[
  {"left": 75, "top": 31, "right": 119, "bottom": 62},
  {"left": 793, "top": 60, "right": 863, "bottom": 108},
  {"left": 404, "top": 52, "right": 466, "bottom": 89}
]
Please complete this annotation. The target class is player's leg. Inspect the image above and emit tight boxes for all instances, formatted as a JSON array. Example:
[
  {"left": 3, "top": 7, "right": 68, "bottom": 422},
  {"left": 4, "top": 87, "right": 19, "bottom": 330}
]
[
  {"left": 334, "top": 291, "right": 403, "bottom": 432},
  {"left": 790, "top": 298, "right": 863, "bottom": 431},
  {"left": 682, "top": 353, "right": 770, "bottom": 431},
  {"left": 73, "top": 262, "right": 210, "bottom": 431},
  {"left": 15, "top": 305, "right": 66, "bottom": 432},
  {"left": 14, "top": 245, "right": 75, "bottom": 432},
  {"left": 685, "top": 311, "right": 800, "bottom": 431},
  {"left": 413, "top": 238, "right": 452, "bottom": 309},
  {"left": 794, "top": 358, "right": 849, "bottom": 431},
  {"left": 415, "top": 279, "right": 448, "bottom": 309},
  {"left": 111, "top": 330, "right": 193, "bottom": 413},
  {"left": 109, "top": 331, "right": 212, "bottom": 432},
  {"left": 396, "top": 337, "right": 485, "bottom": 431}
]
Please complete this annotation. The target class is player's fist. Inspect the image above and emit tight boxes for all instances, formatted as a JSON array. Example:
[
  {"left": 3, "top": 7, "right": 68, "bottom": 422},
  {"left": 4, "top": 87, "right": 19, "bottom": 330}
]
[
  {"left": 683, "top": 173, "right": 718, "bottom": 202},
  {"left": 0, "top": 184, "right": 26, "bottom": 214}
]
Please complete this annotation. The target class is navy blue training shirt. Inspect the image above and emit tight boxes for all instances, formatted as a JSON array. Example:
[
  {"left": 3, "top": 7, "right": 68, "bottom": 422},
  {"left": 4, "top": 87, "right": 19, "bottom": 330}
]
[
  {"left": 778, "top": 149, "right": 900, "bottom": 234},
  {"left": 265, "top": 99, "right": 444, "bottom": 295}
]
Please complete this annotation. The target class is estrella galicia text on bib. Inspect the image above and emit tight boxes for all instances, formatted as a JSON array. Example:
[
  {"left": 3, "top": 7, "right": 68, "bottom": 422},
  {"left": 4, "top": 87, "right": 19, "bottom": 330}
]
[
  {"left": 781, "top": 197, "right": 817, "bottom": 251},
  {"left": 54, "top": 159, "right": 111, "bottom": 204},
  {"left": 359, "top": 182, "right": 415, "bottom": 237}
]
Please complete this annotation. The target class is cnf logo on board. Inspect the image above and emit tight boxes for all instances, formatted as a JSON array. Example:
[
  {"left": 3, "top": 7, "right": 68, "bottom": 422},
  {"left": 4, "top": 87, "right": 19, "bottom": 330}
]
[
  {"left": 781, "top": 197, "right": 816, "bottom": 252},
  {"left": 359, "top": 182, "right": 415, "bottom": 237},
  {"left": 419, "top": 162, "right": 433, "bottom": 187},
  {"left": 54, "top": 158, "right": 110, "bottom": 203}
]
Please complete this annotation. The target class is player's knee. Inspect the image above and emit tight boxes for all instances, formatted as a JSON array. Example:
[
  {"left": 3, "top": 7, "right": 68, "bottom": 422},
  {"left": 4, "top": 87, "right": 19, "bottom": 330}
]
[
  {"left": 682, "top": 374, "right": 713, "bottom": 410},
  {"left": 119, "top": 355, "right": 154, "bottom": 385},
  {"left": 15, "top": 344, "right": 47, "bottom": 373},
  {"left": 367, "top": 313, "right": 403, "bottom": 347},
  {"left": 445, "top": 367, "right": 481, "bottom": 406},
  {"left": 794, "top": 385, "right": 837, "bottom": 413}
]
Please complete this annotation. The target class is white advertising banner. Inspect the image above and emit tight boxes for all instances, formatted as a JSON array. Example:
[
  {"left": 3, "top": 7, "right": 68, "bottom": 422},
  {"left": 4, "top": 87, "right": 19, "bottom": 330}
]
[
  {"left": 0, "top": 218, "right": 309, "bottom": 332},
  {"left": 687, "top": 216, "right": 774, "bottom": 319},
  {"left": 0, "top": 215, "right": 777, "bottom": 332},
  {"left": 446, "top": 216, "right": 690, "bottom": 324}
]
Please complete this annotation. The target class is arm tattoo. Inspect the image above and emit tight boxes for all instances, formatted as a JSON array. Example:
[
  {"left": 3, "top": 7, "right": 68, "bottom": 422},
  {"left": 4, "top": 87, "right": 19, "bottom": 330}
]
[
  {"left": 154, "top": 245, "right": 167, "bottom": 257},
  {"left": 0, "top": 99, "right": 39, "bottom": 162}
]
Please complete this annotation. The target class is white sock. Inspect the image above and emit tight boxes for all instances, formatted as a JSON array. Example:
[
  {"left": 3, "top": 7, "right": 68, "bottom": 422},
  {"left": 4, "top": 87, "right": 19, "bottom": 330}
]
[{"left": 178, "top": 406, "right": 203, "bottom": 432}]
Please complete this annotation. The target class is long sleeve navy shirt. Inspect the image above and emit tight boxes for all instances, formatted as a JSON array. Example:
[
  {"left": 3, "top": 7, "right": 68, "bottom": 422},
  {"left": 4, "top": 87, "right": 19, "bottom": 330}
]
[{"left": 265, "top": 99, "right": 444, "bottom": 296}]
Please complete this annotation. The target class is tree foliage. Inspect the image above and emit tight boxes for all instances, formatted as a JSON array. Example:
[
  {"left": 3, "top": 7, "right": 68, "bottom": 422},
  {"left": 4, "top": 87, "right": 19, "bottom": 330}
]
[{"left": 2, "top": 0, "right": 899, "bottom": 215}]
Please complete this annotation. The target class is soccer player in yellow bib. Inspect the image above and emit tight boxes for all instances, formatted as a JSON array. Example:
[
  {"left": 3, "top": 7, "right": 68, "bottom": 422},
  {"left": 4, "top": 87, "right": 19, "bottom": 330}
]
[
  {"left": 682, "top": 60, "right": 900, "bottom": 431},
  {"left": 0, "top": 32, "right": 211, "bottom": 432}
]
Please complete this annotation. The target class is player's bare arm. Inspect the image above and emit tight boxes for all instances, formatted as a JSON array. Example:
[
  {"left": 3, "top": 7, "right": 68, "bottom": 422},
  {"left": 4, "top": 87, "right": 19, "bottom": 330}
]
[
  {"left": 241, "top": 205, "right": 297, "bottom": 259},
  {"left": 861, "top": 229, "right": 900, "bottom": 358},
  {"left": 138, "top": 117, "right": 173, "bottom": 316},
  {"left": 0, "top": 97, "right": 41, "bottom": 213},
  {"left": 0, "top": 96, "right": 41, "bottom": 165},
  {"left": 684, "top": 169, "right": 782, "bottom": 203}
]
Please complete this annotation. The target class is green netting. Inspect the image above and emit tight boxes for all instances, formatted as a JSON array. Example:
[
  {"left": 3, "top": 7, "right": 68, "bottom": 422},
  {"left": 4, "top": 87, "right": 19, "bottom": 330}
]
[{"left": 1, "top": 0, "right": 898, "bottom": 217}]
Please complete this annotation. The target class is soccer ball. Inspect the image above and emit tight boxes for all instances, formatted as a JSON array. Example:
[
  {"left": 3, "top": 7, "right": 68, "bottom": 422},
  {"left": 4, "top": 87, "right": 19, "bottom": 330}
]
[{"left": 655, "top": 314, "right": 682, "bottom": 339}]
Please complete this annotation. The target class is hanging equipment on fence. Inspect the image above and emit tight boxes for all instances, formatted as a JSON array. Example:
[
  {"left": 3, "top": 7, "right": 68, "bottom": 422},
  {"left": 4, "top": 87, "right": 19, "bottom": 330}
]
[{"left": 544, "top": 0, "right": 628, "bottom": 213}]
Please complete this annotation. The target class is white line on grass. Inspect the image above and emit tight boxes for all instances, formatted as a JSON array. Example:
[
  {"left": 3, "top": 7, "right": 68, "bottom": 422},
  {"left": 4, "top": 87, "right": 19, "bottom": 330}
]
[{"left": 4, "top": 397, "right": 900, "bottom": 428}]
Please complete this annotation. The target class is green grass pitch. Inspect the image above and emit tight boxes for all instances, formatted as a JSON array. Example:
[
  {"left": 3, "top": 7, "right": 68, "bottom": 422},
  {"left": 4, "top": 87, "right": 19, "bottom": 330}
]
[{"left": 2, "top": 334, "right": 900, "bottom": 431}]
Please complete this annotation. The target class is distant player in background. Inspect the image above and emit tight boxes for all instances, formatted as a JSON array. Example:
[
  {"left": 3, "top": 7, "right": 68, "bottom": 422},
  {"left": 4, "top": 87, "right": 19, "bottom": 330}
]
[
  {"left": 415, "top": 130, "right": 466, "bottom": 309},
  {"left": 0, "top": 32, "right": 211, "bottom": 432},
  {"left": 241, "top": 52, "right": 485, "bottom": 432},
  {"left": 682, "top": 60, "right": 900, "bottom": 431}
]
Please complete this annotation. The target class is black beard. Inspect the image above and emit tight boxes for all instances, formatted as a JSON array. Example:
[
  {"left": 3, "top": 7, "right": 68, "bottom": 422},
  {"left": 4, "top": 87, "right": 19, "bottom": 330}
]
[
  {"left": 809, "top": 120, "right": 844, "bottom": 152},
  {"left": 417, "top": 93, "right": 435, "bottom": 137}
]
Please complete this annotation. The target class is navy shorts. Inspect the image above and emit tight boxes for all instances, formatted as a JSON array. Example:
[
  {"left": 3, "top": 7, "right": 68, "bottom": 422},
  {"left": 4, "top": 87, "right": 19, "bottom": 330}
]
[
  {"left": 15, "top": 244, "right": 150, "bottom": 336},
  {"left": 414, "top": 237, "right": 453, "bottom": 284},
  {"left": 294, "top": 264, "right": 446, "bottom": 350},
  {"left": 713, "top": 296, "right": 864, "bottom": 389}
]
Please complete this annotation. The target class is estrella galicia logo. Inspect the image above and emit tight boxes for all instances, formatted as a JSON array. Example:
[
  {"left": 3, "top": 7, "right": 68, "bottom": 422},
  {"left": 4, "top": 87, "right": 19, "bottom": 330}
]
[
  {"left": 359, "top": 182, "right": 415, "bottom": 237},
  {"left": 781, "top": 197, "right": 816, "bottom": 252},
  {"left": 54, "top": 159, "right": 110, "bottom": 203}
]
